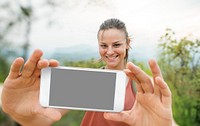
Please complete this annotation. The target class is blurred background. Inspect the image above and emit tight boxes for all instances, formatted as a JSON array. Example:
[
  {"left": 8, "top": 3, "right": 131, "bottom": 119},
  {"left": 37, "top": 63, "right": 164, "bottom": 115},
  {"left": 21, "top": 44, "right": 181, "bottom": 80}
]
[{"left": 0, "top": 0, "right": 199, "bottom": 126}]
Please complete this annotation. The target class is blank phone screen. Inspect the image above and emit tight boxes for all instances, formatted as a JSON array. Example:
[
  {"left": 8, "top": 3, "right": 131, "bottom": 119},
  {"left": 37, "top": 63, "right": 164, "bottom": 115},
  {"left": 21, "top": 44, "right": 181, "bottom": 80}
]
[{"left": 49, "top": 68, "right": 116, "bottom": 110}]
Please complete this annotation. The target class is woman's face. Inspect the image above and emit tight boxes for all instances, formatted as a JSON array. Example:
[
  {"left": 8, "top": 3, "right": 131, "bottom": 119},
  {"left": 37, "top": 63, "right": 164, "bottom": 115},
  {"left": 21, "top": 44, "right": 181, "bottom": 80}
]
[{"left": 98, "top": 28, "right": 129, "bottom": 70}]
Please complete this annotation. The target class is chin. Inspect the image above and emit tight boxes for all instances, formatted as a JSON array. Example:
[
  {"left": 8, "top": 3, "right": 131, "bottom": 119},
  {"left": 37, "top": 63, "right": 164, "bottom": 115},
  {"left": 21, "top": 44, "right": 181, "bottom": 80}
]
[{"left": 106, "top": 63, "right": 119, "bottom": 69}]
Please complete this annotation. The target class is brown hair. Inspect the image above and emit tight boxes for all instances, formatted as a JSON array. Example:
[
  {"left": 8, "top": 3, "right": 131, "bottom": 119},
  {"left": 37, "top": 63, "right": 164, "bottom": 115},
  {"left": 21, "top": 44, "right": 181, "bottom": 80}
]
[{"left": 97, "top": 18, "right": 130, "bottom": 63}]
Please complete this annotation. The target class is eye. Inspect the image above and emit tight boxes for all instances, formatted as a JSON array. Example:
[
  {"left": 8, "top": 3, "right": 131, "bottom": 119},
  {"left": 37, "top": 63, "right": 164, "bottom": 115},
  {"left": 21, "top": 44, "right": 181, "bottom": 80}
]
[
  {"left": 113, "top": 43, "right": 121, "bottom": 48},
  {"left": 100, "top": 44, "right": 107, "bottom": 48}
]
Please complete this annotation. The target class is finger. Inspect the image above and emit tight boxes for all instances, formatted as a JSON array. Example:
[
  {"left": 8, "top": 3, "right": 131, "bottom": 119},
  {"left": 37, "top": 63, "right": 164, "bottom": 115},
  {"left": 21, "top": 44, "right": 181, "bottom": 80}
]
[
  {"left": 124, "top": 69, "right": 144, "bottom": 93},
  {"left": 43, "top": 108, "right": 62, "bottom": 121},
  {"left": 149, "top": 59, "right": 163, "bottom": 79},
  {"left": 104, "top": 112, "right": 131, "bottom": 125},
  {"left": 124, "top": 69, "right": 140, "bottom": 84},
  {"left": 8, "top": 57, "right": 24, "bottom": 79},
  {"left": 56, "top": 109, "right": 69, "bottom": 116},
  {"left": 49, "top": 59, "right": 59, "bottom": 67},
  {"left": 33, "top": 59, "right": 59, "bottom": 77},
  {"left": 149, "top": 59, "right": 163, "bottom": 96},
  {"left": 126, "top": 62, "right": 154, "bottom": 93},
  {"left": 33, "top": 107, "right": 61, "bottom": 121},
  {"left": 155, "top": 77, "right": 172, "bottom": 107},
  {"left": 37, "top": 59, "right": 49, "bottom": 69},
  {"left": 21, "top": 49, "right": 43, "bottom": 78},
  {"left": 33, "top": 59, "right": 49, "bottom": 77}
]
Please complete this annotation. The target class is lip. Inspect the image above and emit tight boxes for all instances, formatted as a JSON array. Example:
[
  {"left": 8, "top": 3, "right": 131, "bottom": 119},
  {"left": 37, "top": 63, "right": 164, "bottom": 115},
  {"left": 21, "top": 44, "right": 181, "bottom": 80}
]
[{"left": 105, "top": 55, "right": 119, "bottom": 61}]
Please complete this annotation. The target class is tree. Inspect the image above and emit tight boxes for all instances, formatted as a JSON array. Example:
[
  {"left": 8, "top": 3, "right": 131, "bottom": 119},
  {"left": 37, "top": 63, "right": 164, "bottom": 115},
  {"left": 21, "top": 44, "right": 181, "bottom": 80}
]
[
  {"left": 0, "top": 0, "right": 112, "bottom": 61},
  {"left": 158, "top": 29, "right": 200, "bottom": 126},
  {"left": 0, "top": 0, "right": 32, "bottom": 61},
  {"left": 0, "top": 38, "right": 17, "bottom": 82},
  {"left": 0, "top": 0, "right": 111, "bottom": 119},
  {"left": 0, "top": 0, "right": 115, "bottom": 124}
]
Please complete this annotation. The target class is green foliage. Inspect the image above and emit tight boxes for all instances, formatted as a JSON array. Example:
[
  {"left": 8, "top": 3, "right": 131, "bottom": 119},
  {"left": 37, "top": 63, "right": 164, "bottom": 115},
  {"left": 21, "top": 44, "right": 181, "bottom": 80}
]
[
  {"left": 0, "top": 108, "right": 17, "bottom": 126},
  {"left": 130, "top": 59, "right": 152, "bottom": 76},
  {"left": 0, "top": 41, "right": 13, "bottom": 83},
  {"left": 53, "top": 111, "right": 85, "bottom": 126},
  {"left": 0, "top": 56, "right": 9, "bottom": 82},
  {"left": 64, "top": 58, "right": 106, "bottom": 68},
  {"left": 158, "top": 29, "right": 200, "bottom": 126}
]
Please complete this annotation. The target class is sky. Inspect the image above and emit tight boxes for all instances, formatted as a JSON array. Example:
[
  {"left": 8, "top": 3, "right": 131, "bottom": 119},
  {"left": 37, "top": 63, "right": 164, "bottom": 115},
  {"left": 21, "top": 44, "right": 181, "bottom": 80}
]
[{"left": 9, "top": 0, "right": 200, "bottom": 58}]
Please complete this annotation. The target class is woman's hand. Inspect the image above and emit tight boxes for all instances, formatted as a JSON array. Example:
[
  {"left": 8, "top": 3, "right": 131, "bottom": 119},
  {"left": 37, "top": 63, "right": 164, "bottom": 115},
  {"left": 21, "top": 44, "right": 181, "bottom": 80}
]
[
  {"left": 1, "top": 49, "right": 67, "bottom": 126},
  {"left": 104, "top": 59, "right": 173, "bottom": 126}
]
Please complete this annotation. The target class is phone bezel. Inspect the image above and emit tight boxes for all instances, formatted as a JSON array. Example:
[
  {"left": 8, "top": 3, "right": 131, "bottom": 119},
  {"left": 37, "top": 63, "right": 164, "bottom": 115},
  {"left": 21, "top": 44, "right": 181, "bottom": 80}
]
[{"left": 39, "top": 66, "right": 127, "bottom": 112}]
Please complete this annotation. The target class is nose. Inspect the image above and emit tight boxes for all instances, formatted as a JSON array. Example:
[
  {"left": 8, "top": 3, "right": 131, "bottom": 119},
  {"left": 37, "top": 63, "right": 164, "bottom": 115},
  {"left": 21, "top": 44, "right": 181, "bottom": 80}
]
[{"left": 107, "top": 46, "right": 114, "bottom": 55}]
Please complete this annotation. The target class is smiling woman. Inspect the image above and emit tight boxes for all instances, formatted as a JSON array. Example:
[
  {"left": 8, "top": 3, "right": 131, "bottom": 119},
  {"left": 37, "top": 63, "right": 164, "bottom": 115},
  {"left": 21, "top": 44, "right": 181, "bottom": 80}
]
[{"left": 1, "top": 18, "right": 175, "bottom": 126}]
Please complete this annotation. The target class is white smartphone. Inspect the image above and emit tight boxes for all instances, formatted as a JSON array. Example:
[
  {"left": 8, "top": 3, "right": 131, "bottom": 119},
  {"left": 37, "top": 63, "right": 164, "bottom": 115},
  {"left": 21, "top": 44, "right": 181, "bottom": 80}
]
[{"left": 39, "top": 66, "right": 127, "bottom": 112}]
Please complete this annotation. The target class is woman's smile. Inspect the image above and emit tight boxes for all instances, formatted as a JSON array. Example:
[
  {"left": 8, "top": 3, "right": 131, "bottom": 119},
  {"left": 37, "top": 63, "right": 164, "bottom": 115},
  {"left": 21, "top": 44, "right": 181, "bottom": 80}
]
[{"left": 105, "top": 54, "right": 119, "bottom": 61}]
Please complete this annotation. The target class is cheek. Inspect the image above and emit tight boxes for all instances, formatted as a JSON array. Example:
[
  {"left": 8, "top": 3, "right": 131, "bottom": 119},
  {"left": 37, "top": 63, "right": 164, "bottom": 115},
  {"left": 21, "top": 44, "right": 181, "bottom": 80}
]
[
  {"left": 99, "top": 48, "right": 105, "bottom": 56},
  {"left": 118, "top": 47, "right": 127, "bottom": 56}
]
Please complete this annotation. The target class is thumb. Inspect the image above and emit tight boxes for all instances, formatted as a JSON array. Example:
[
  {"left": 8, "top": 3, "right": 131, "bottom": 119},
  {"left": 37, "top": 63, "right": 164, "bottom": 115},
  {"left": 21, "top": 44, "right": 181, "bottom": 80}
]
[
  {"left": 43, "top": 108, "right": 62, "bottom": 121},
  {"left": 104, "top": 112, "right": 131, "bottom": 124},
  {"left": 33, "top": 107, "right": 62, "bottom": 121}
]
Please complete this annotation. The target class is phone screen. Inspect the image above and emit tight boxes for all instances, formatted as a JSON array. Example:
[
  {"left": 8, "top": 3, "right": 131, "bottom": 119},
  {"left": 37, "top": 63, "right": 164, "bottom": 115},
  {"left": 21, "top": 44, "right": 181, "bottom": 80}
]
[{"left": 49, "top": 68, "right": 116, "bottom": 110}]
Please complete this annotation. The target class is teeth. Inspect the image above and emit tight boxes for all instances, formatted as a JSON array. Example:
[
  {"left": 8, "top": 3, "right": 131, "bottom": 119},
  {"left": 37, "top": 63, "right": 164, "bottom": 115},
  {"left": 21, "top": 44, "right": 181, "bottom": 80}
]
[{"left": 106, "top": 55, "right": 118, "bottom": 60}]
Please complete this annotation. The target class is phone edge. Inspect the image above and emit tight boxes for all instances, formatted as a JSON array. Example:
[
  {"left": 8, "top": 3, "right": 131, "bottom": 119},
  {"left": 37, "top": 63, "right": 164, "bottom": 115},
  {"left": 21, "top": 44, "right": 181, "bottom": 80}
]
[{"left": 39, "top": 67, "right": 51, "bottom": 107}]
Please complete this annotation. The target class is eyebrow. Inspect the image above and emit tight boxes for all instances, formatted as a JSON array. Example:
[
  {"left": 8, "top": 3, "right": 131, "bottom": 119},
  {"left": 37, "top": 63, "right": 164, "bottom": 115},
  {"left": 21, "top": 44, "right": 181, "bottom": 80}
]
[{"left": 99, "top": 41, "right": 122, "bottom": 44}]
